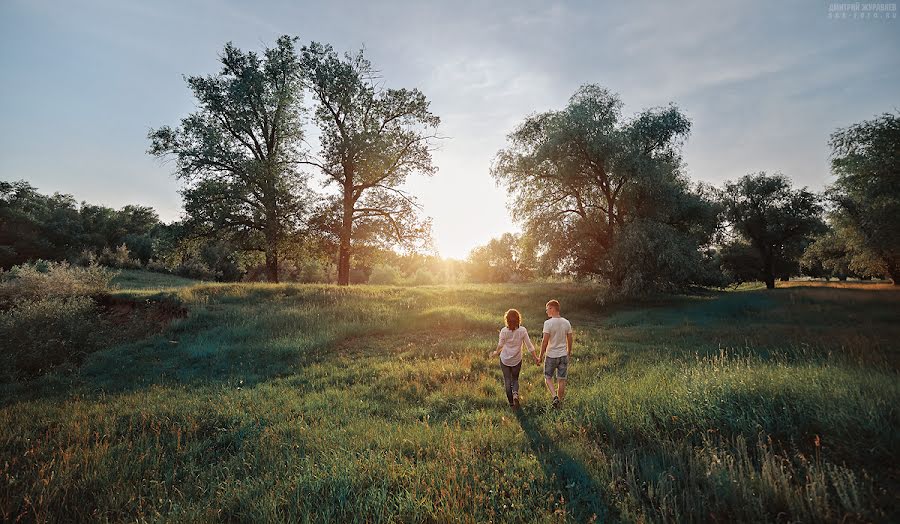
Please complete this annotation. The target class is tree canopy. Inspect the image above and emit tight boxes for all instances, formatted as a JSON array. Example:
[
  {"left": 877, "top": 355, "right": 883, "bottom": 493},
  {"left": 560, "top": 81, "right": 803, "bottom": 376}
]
[
  {"left": 492, "top": 84, "right": 720, "bottom": 295},
  {"left": 148, "top": 36, "right": 309, "bottom": 282},
  {"left": 300, "top": 42, "right": 439, "bottom": 285},
  {"left": 827, "top": 112, "right": 900, "bottom": 284},
  {"left": 721, "top": 173, "right": 823, "bottom": 289}
]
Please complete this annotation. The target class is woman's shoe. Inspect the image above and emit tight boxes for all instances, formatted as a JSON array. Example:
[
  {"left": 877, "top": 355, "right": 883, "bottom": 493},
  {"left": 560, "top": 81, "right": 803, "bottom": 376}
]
[{"left": 512, "top": 392, "right": 520, "bottom": 409}]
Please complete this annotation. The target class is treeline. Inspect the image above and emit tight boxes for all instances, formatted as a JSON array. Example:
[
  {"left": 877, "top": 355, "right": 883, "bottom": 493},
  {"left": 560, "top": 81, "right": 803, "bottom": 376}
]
[
  {"left": 0, "top": 181, "right": 479, "bottom": 283},
  {"left": 0, "top": 179, "right": 430, "bottom": 283},
  {"left": 476, "top": 91, "right": 897, "bottom": 291}
]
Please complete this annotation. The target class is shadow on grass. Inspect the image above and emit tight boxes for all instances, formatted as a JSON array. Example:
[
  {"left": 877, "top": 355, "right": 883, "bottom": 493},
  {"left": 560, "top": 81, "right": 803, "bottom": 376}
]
[{"left": 514, "top": 409, "right": 610, "bottom": 522}]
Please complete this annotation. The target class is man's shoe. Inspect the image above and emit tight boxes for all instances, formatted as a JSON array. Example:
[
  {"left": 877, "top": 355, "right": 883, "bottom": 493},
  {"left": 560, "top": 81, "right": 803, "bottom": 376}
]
[{"left": 552, "top": 396, "right": 560, "bottom": 408}]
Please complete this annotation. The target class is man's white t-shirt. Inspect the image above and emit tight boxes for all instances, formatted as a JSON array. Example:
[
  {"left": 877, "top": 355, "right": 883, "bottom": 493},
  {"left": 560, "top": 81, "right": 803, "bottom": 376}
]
[
  {"left": 542, "top": 317, "right": 572, "bottom": 358},
  {"left": 497, "top": 326, "right": 536, "bottom": 366}
]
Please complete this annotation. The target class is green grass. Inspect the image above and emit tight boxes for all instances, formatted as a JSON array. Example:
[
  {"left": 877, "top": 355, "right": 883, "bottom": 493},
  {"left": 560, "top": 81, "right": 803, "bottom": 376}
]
[
  {"left": 110, "top": 269, "right": 202, "bottom": 291},
  {"left": 1, "top": 279, "right": 898, "bottom": 522}
]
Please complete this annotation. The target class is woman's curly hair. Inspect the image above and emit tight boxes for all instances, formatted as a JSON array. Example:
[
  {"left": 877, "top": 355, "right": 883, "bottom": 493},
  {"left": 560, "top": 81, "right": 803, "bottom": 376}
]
[{"left": 504, "top": 308, "right": 521, "bottom": 331}]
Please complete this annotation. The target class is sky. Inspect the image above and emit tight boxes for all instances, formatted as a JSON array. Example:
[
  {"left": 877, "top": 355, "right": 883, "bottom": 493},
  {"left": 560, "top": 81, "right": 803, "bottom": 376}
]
[{"left": 1, "top": 0, "right": 898, "bottom": 259}]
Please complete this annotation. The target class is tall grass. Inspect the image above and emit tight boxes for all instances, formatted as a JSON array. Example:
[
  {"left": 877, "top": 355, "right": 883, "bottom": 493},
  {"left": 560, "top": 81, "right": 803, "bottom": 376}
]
[{"left": 1, "top": 278, "right": 897, "bottom": 522}]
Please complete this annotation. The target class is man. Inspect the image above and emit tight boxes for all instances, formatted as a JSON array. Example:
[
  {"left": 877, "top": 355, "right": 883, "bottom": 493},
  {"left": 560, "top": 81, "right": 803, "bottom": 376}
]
[{"left": 539, "top": 299, "right": 573, "bottom": 408}]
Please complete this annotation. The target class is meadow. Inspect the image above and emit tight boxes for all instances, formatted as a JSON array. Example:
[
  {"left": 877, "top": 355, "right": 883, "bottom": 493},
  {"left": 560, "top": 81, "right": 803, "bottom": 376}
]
[{"left": 1, "top": 275, "right": 898, "bottom": 522}]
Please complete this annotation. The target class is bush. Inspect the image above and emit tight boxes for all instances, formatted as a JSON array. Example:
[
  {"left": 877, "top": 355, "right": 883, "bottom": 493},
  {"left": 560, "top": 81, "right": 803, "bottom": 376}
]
[
  {"left": 369, "top": 264, "right": 401, "bottom": 285},
  {"left": 608, "top": 219, "right": 724, "bottom": 297},
  {"left": 296, "top": 258, "right": 330, "bottom": 283},
  {"left": 409, "top": 267, "right": 436, "bottom": 286},
  {"left": 719, "top": 241, "right": 764, "bottom": 286},
  {"left": 175, "top": 257, "right": 217, "bottom": 280},
  {"left": 146, "top": 259, "right": 172, "bottom": 274},
  {"left": 98, "top": 244, "right": 142, "bottom": 270},
  {"left": 349, "top": 268, "right": 369, "bottom": 284},
  {"left": 0, "top": 261, "right": 115, "bottom": 307},
  {"left": 0, "top": 261, "right": 118, "bottom": 377},
  {"left": 72, "top": 249, "right": 98, "bottom": 267},
  {"left": 0, "top": 296, "right": 101, "bottom": 376}
]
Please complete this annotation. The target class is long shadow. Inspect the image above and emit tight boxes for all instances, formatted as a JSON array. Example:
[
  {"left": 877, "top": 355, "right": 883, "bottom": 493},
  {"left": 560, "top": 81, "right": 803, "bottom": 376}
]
[{"left": 514, "top": 409, "right": 612, "bottom": 522}]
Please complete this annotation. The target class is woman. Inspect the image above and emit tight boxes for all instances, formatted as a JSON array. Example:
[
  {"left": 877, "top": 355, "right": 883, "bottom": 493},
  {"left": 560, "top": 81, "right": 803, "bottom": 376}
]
[{"left": 490, "top": 309, "right": 540, "bottom": 409}]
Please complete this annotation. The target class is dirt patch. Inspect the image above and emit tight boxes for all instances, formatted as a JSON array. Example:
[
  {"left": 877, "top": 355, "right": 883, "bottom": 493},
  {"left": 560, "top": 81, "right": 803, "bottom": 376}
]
[{"left": 94, "top": 293, "right": 188, "bottom": 334}]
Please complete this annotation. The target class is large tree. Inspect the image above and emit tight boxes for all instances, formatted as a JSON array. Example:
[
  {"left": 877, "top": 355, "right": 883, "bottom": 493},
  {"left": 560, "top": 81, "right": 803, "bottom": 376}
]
[
  {"left": 492, "top": 85, "right": 720, "bottom": 295},
  {"left": 148, "top": 36, "right": 308, "bottom": 282},
  {"left": 721, "top": 173, "right": 823, "bottom": 289},
  {"left": 300, "top": 43, "right": 439, "bottom": 286},
  {"left": 828, "top": 112, "right": 900, "bottom": 284}
]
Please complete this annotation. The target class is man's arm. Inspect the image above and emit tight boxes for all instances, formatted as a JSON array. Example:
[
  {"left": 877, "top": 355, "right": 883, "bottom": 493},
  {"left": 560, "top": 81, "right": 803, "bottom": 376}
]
[
  {"left": 540, "top": 333, "right": 549, "bottom": 361},
  {"left": 566, "top": 332, "right": 573, "bottom": 356}
]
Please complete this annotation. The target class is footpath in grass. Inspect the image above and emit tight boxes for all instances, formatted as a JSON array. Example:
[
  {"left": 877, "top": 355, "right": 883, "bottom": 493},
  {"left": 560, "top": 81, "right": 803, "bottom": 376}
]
[{"left": 1, "top": 281, "right": 898, "bottom": 522}]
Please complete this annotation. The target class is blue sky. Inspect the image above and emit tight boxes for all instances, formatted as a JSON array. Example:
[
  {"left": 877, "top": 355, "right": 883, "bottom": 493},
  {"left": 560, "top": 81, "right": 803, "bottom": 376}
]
[{"left": 1, "top": 0, "right": 898, "bottom": 259}]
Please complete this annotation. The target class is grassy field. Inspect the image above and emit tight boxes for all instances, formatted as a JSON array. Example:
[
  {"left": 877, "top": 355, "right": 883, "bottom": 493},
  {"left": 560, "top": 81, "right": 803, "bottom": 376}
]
[
  {"left": 1, "top": 277, "right": 898, "bottom": 522},
  {"left": 110, "top": 269, "right": 207, "bottom": 290}
]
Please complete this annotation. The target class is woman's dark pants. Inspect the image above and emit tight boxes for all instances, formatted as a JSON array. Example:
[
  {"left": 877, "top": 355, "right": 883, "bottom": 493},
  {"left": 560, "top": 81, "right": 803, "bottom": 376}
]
[{"left": 500, "top": 360, "right": 522, "bottom": 405}]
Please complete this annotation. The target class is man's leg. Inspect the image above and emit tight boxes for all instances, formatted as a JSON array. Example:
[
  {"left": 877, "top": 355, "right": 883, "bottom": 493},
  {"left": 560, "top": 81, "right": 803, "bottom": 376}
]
[
  {"left": 543, "top": 376, "right": 556, "bottom": 396},
  {"left": 543, "top": 357, "right": 558, "bottom": 398},
  {"left": 556, "top": 357, "right": 569, "bottom": 400}
]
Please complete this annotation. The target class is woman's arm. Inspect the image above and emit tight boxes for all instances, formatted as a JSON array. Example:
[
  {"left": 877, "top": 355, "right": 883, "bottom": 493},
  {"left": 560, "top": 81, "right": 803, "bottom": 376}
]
[
  {"left": 523, "top": 328, "right": 540, "bottom": 363},
  {"left": 490, "top": 329, "right": 506, "bottom": 357}
]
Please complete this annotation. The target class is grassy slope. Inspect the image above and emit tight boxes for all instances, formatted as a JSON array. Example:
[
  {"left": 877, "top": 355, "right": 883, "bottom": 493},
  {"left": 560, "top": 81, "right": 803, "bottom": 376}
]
[
  {"left": 110, "top": 269, "right": 202, "bottom": 290},
  {"left": 1, "top": 280, "right": 898, "bottom": 522}
]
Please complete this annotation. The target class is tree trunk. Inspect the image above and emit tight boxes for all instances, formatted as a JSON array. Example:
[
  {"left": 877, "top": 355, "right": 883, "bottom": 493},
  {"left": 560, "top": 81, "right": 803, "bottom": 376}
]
[
  {"left": 265, "top": 227, "right": 279, "bottom": 283},
  {"left": 337, "top": 191, "right": 353, "bottom": 286},
  {"left": 885, "top": 259, "right": 900, "bottom": 286},
  {"left": 762, "top": 249, "right": 775, "bottom": 289}
]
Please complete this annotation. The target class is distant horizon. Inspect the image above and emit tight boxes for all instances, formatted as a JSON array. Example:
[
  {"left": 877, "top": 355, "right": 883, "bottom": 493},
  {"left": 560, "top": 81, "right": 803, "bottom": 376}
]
[{"left": 2, "top": 0, "right": 898, "bottom": 259}]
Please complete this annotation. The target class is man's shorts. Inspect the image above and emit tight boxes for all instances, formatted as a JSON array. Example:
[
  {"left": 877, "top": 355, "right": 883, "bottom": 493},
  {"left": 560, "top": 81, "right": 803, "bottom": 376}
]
[{"left": 544, "top": 355, "right": 569, "bottom": 380}]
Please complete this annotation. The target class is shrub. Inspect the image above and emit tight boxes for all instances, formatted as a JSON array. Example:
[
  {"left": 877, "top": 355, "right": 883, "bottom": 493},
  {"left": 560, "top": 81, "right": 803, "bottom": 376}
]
[
  {"left": 0, "top": 261, "right": 118, "bottom": 377},
  {"left": 0, "top": 296, "right": 101, "bottom": 376},
  {"left": 608, "top": 219, "right": 724, "bottom": 296},
  {"left": 0, "top": 261, "right": 115, "bottom": 307},
  {"left": 349, "top": 268, "right": 369, "bottom": 284},
  {"left": 175, "top": 257, "right": 216, "bottom": 280},
  {"left": 369, "top": 264, "right": 400, "bottom": 285},
  {"left": 72, "top": 249, "right": 98, "bottom": 267},
  {"left": 409, "top": 267, "right": 436, "bottom": 286},
  {"left": 98, "top": 244, "right": 142, "bottom": 270},
  {"left": 296, "top": 258, "right": 330, "bottom": 283},
  {"left": 146, "top": 259, "right": 172, "bottom": 274}
]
